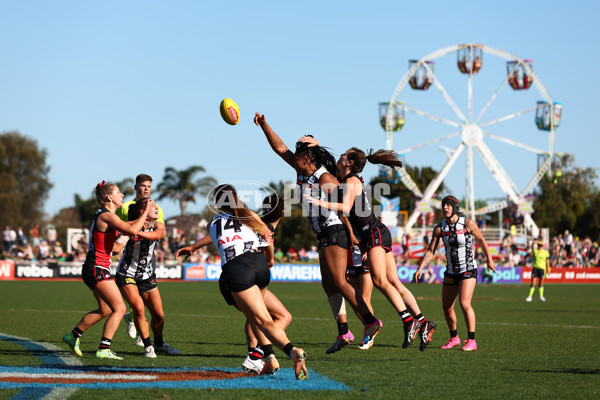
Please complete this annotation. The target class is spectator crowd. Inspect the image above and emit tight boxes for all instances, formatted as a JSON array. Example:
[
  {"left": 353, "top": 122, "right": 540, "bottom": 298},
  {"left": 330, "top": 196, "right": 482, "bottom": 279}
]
[{"left": 2, "top": 223, "right": 598, "bottom": 269}]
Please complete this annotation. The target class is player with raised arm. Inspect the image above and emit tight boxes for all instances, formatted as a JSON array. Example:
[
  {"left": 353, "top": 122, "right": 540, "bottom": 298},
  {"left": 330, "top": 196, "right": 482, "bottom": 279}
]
[
  {"left": 302, "top": 142, "right": 437, "bottom": 350},
  {"left": 255, "top": 112, "right": 383, "bottom": 352}
]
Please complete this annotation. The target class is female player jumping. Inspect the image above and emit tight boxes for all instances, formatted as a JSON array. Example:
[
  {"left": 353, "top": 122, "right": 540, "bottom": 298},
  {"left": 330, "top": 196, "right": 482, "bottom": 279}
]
[
  {"left": 255, "top": 113, "right": 383, "bottom": 350},
  {"left": 303, "top": 143, "right": 437, "bottom": 350}
]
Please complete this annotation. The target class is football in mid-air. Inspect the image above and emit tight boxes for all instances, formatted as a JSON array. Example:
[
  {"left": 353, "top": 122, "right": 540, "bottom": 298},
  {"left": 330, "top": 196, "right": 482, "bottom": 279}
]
[{"left": 219, "top": 98, "right": 240, "bottom": 125}]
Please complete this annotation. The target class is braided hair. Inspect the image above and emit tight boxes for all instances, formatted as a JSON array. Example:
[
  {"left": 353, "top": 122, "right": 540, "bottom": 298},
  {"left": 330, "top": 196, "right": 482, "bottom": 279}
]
[{"left": 295, "top": 136, "right": 337, "bottom": 176}]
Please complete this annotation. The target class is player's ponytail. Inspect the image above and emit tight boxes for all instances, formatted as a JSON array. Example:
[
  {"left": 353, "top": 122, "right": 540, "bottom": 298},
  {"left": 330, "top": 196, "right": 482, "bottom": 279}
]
[
  {"left": 213, "top": 184, "right": 266, "bottom": 235},
  {"left": 347, "top": 147, "right": 403, "bottom": 173}
]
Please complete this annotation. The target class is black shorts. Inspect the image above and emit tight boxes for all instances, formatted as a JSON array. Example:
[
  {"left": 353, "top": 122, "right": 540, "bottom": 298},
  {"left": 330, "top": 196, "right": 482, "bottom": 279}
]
[
  {"left": 115, "top": 273, "right": 158, "bottom": 294},
  {"left": 346, "top": 265, "right": 370, "bottom": 277},
  {"left": 532, "top": 268, "right": 546, "bottom": 279},
  {"left": 82, "top": 266, "right": 113, "bottom": 290},
  {"left": 443, "top": 269, "right": 478, "bottom": 286},
  {"left": 360, "top": 221, "right": 392, "bottom": 253},
  {"left": 317, "top": 225, "right": 349, "bottom": 250},
  {"left": 346, "top": 246, "right": 369, "bottom": 276},
  {"left": 219, "top": 251, "right": 271, "bottom": 306}
]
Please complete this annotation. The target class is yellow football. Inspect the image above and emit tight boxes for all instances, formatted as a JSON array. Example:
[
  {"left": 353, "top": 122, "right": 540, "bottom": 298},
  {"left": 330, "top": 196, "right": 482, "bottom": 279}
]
[{"left": 219, "top": 98, "right": 240, "bottom": 125}]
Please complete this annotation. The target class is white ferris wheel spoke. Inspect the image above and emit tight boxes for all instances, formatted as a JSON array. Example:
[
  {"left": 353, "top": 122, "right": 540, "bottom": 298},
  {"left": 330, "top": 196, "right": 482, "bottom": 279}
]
[
  {"left": 396, "top": 167, "right": 423, "bottom": 197},
  {"left": 404, "top": 106, "right": 461, "bottom": 127},
  {"left": 468, "top": 65, "right": 474, "bottom": 122},
  {"left": 405, "top": 142, "right": 465, "bottom": 231},
  {"left": 480, "top": 105, "right": 539, "bottom": 127},
  {"left": 382, "top": 43, "right": 558, "bottom": 238},
  {"left": 465, "top": 144, "right": 475, "bottom": 219},
  {"left": 475, "top": 66, "right": 514, "bottom": 123},
  {"left": 474, "top": 200, "right": 508, "bottom": 215},
  {"left": 483, "top": 131, "right": 546, "bottom": 154},
  {"left": 521, "top": 156, "right": 552, "bottom": 197},
  {"left": 474, "top": 140, "right": 520, "bottom": 201},
  {"left": 422, "top": 62, "right": 468, "bottom": 124},
  {"left": 397, "top": 131, "right": 460, "bottom": 154}
]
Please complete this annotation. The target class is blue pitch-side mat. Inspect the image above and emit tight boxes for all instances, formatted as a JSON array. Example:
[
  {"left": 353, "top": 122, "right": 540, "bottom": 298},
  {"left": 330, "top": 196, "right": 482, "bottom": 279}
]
[
  {"left": 0, "top": 332, "right": 351, "bottom": 394},
  {"left": 0, "top": 365, "right": 350, "bottom": 391}
]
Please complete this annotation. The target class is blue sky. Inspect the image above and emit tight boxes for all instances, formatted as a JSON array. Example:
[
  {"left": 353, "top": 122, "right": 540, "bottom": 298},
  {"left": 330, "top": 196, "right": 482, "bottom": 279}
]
[{"left": 1, "top": 0, "right": 598, "bottom": 219}]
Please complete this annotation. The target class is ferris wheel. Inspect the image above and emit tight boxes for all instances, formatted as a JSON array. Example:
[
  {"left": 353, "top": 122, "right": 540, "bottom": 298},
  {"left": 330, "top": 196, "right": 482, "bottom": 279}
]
[{"left": 380, "top": 43, "right": 563, "bottom": 237}]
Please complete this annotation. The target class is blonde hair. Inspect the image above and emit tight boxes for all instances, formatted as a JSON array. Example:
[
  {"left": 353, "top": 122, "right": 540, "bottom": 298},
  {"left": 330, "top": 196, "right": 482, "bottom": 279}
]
[{"left": 214, "top": 184, "right": 266, "bottom": 235}]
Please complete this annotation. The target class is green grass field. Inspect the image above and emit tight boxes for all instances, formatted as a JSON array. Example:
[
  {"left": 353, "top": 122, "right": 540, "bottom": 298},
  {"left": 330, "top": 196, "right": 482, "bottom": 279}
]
[{"left": 1, "top": 280, "right": 599, "bottom": 399}]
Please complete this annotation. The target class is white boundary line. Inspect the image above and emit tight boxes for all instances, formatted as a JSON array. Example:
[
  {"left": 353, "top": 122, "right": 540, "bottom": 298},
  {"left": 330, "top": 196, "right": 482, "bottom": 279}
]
[{"left": 0, "top": 333, "right": 81, "bottom": 399}]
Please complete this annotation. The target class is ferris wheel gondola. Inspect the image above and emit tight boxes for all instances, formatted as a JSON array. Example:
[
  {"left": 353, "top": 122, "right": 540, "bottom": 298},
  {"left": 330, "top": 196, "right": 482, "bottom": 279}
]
[{"left": 381, "top": 43, "right": 563, "bottom": 237}]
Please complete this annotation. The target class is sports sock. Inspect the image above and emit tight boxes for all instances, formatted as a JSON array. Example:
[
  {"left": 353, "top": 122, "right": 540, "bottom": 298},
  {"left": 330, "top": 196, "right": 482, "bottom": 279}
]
[
  {"left": 283, "top": 343, "right": 294, "bottom": 358},
  {"left": 142, "top": 336, "right": 152, "bottom": 348},
  {"left": 415, "top": 313, "right": 426, "bottom": 324},
  {"left": 248, "top": 346, "right": 263, "bottom": 361},
  {"left": 72, "top": 327, "right": 83, "bottom": 338},
  {"left": 528, "top": 287, "right": 535, "bottom": 297},
  {"left": 539, "top": 287, "right": 545, "bottom": 297},
  {"left": 261, "top": 344, "right": 274, "bottom": 358},
  {"left": 468, "top": 332, "right": 475, "bottom": 340},
  {"left": 338, "top": 322, "right": 349, "bottom": 336},
  {"left": 399, "top": 310, "right": 413, "bottom": 324},
  {"left": 154, "top": 336, "right": 164, "bottom": 347},
  {"left": 450, "top": 330, "right": 458, "bottom": 338},
  {"left": 99, "top": 337, "right": 111, "bottom": 350},
  {"left": 361, "top": 312, "right": 376, "bottom": 325}
]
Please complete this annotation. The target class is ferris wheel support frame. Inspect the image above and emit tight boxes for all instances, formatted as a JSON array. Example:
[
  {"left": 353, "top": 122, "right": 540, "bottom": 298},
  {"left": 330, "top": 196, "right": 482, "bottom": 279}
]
[{"left": 385, "top": 44, "right": 557, "bottom": 238}]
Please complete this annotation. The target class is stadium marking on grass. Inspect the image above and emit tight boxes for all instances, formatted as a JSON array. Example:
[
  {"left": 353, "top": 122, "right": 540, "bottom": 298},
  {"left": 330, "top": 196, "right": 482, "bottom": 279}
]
[{"left": 0, "top": 333, "right": 350, "bottom": 398}]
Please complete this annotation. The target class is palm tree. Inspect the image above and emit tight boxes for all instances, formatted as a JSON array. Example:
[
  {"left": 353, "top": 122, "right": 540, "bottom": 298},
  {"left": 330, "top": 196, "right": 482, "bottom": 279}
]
[
  {"left": 156, "top": 166, "right": 217, "bottom": 216},
  {"left": 115, "top": 177, "right": 135, "bottom": 199}
]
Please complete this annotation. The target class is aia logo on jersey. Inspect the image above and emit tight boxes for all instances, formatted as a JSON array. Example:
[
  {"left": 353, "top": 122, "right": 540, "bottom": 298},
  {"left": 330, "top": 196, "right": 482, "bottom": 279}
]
[
  {"left": 218, "top": 235, "right": 242, "bottom": 247},
  {"left": 455, "top": 229, "right": 466, "bottom": 234}
]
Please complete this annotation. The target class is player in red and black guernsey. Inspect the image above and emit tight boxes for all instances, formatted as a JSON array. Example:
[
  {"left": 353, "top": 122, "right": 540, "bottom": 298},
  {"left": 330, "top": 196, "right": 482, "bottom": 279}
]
[
  {"left": 304, "top": 142, "right": 437, "bottom": 351},
  {"left": 255, "top": 112, "right": 384, "bottom": 354},
  {"left": 416, "top": 195, "right": 496, "bottom": 351},
  {"left": 62, "top": 181, "right": 150, "bottom": 360}
]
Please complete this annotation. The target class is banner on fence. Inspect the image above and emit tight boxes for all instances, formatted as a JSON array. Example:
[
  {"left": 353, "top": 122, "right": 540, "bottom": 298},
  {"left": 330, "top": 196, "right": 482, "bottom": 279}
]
[
  {"left": 3, "top": 261, "right": 599, "bottom": 284},
  {"left": 522, "top": 267, "right": 600, "bottom": 283},
  {"left": 0, "top": 260, "right": 15, "bottom": 280},
  {"left": 0, "top": 261, "right": 184, "bottom": 280}
]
